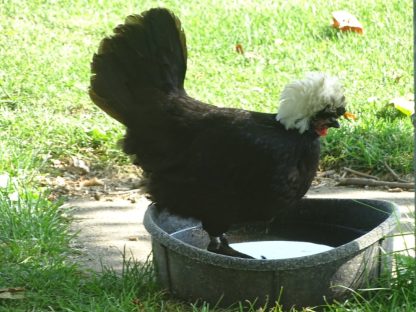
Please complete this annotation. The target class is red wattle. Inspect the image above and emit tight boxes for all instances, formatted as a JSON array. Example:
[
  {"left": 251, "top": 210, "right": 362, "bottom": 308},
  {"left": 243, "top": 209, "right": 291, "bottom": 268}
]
[{"left": 318, "top": 128, "right": 328, "bottom": 136}]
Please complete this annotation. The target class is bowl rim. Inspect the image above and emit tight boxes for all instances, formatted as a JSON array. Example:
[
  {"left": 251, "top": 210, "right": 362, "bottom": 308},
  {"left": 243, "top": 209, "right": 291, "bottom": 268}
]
[{"left": 143, "top": 198, "right": 400, "bottom": 271}]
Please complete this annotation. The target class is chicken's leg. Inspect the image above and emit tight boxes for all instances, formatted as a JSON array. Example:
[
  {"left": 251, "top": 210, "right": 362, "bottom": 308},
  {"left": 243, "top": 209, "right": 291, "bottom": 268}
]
[{"left": 207, "top": 234, "right": 254, "bottom": 259}]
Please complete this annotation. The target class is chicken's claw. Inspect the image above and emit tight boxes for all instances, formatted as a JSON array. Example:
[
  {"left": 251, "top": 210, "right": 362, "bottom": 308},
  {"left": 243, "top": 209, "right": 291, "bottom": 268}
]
[{"left": 208, "top": 235, "right": 254, "bottom": 259}]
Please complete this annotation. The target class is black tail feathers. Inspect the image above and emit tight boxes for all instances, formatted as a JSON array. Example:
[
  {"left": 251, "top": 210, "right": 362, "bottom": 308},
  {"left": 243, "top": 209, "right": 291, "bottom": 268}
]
[{"left": 89, "top": 8, "right": 187, "bottom": 125}]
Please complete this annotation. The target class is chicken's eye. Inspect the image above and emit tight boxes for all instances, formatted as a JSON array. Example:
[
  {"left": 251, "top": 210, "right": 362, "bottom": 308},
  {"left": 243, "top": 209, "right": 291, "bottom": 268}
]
[{"left": 336, "top": 107, "right": 346, "bottom": 116}]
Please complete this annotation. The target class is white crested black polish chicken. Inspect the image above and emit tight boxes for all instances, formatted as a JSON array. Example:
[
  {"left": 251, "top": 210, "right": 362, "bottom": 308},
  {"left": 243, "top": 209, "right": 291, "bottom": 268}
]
[{"left": 89, "top": 8, "right": 350, "bottom": 259}]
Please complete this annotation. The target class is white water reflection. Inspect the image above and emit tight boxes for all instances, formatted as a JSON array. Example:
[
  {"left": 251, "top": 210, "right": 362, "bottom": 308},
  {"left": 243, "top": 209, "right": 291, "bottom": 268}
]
[{"left": 230, "top": 240, "right": 333, "bottom": 259}]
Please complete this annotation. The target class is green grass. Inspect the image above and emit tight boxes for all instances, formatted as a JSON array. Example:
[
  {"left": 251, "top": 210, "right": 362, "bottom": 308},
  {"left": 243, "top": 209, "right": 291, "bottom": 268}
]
[
  {"left": 324, "top": 254, "right": 416, "bottom": 312},
  {"left": 0, "top": 0, "right": 414, "bottom": 311},
  {"left": 1, "top": 0, "right": 413, "bottom": 175}
]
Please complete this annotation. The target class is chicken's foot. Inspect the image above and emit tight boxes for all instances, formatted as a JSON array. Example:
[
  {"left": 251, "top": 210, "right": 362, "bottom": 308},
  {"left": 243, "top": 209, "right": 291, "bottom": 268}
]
[{"left": 207, "top": 234, "right": 254, "bottom": 259}]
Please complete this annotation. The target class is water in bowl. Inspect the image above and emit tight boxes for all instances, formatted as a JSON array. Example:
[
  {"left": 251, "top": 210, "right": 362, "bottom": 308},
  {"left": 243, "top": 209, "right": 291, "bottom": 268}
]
[{"left": 230, "top": 240, "right": 333, "bottom": 260}]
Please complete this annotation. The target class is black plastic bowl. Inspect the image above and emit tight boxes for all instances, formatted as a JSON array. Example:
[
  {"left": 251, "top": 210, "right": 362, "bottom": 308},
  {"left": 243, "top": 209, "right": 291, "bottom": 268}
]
[{"left": 143, "top": 198, "right": 399, "bottom": 309}]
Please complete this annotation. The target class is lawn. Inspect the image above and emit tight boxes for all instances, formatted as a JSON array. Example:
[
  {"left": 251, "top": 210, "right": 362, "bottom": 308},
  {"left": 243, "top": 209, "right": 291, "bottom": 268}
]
[{"left": 0, "top": 0, "right": 414, "bottom": 311}]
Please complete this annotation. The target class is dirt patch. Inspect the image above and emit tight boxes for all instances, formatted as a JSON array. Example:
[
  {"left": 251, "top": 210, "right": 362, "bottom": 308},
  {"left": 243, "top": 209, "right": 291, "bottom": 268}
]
[{"left": 38, "top": 157, "right": 145, "bottom": 202}]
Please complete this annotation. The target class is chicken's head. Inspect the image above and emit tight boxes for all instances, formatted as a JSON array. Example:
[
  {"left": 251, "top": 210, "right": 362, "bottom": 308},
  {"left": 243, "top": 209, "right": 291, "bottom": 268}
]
[{"left": 276, "top": 72, "right": 350, "bottom": 136}]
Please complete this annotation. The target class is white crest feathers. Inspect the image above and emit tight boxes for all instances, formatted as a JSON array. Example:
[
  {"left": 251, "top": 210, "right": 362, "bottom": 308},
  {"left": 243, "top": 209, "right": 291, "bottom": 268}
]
[{"left": 276, "top": 72, "right": 345, "bottom": 133}]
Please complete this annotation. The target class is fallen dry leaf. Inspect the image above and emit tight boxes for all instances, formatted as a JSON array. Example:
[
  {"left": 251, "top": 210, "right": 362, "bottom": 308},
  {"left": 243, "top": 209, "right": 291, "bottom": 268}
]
[
  {"left": 0, "top": 287, "right": 25, "bottom": 300},
  {"left": 81, "top": 177, "right": 104, "bottom": 187},
  {"left": 235, "top": 43, "right": 244, "bottom": 54},
  {"left": 343, "top": 112, "right": 357, "bottom": 120},
  {"left": 234, "top": 43, "right": 262, "bottom": 60},
  {"left": 332, "top": 11, "right": 363, "bottom": 34},
  {"left": 70, "top": 156, "right": 90, "bottom": 174},
  {"left": 390, "top": 94, "right": 414, "bottom": 116}
]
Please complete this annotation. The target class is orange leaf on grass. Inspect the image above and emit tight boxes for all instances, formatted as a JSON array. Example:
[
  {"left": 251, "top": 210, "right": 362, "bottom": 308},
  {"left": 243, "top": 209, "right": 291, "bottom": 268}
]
[
  {"left": 332, "top": 11, "right": 364, "bottom": 34},
  {"left": 343, "top": 112, "right": 357, "bottom": 120},
  {"left": 235, "top": 43, "right": 244, "bottom": 54}
]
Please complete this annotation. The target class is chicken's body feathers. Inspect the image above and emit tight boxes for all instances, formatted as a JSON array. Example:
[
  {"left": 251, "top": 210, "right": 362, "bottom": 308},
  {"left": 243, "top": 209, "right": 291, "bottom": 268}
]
[
  {"left": 89, "top": 8, "right": 343, "bottom": 255},
  {"left": 122, "top": 96, "right": 319, "bottom": 236}
]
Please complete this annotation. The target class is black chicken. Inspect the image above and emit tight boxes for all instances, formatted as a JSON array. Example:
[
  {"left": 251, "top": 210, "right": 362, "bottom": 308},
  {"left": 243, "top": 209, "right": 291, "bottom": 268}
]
[{"left": 89, "top": 8, "right": 349, "bottom": 258}]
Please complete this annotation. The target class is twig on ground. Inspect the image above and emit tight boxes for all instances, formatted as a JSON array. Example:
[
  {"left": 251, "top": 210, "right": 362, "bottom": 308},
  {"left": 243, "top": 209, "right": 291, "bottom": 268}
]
[
  {"left": 343, "top": 167, "right": 379, "bottom": 180},
  {"left": 337, "top": 177, "right": 414, "bottom": 189},
  {"left": 318, "top": 170, "right": 336, "bottom": 177},
  {"left": 106, "top": 189, "right": 142, "bottom": 195},
  {"left": 383, "top": 161, "right": 409, "bottom": 183}
]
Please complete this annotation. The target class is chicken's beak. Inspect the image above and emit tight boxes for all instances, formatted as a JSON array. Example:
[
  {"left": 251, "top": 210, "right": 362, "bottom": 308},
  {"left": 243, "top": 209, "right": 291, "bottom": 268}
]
[{"left": 343, "top": 112, "right": 357, "bottom": 120}]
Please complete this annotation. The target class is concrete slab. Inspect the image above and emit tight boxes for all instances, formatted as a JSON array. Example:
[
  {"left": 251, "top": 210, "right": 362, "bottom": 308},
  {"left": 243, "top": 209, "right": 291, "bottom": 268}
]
[
  {"left": 65, "top": 186, "right": 414, "bottom": 272},
  {"left": 65, "top": 196, "right": 151, "bottom": 272}
]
